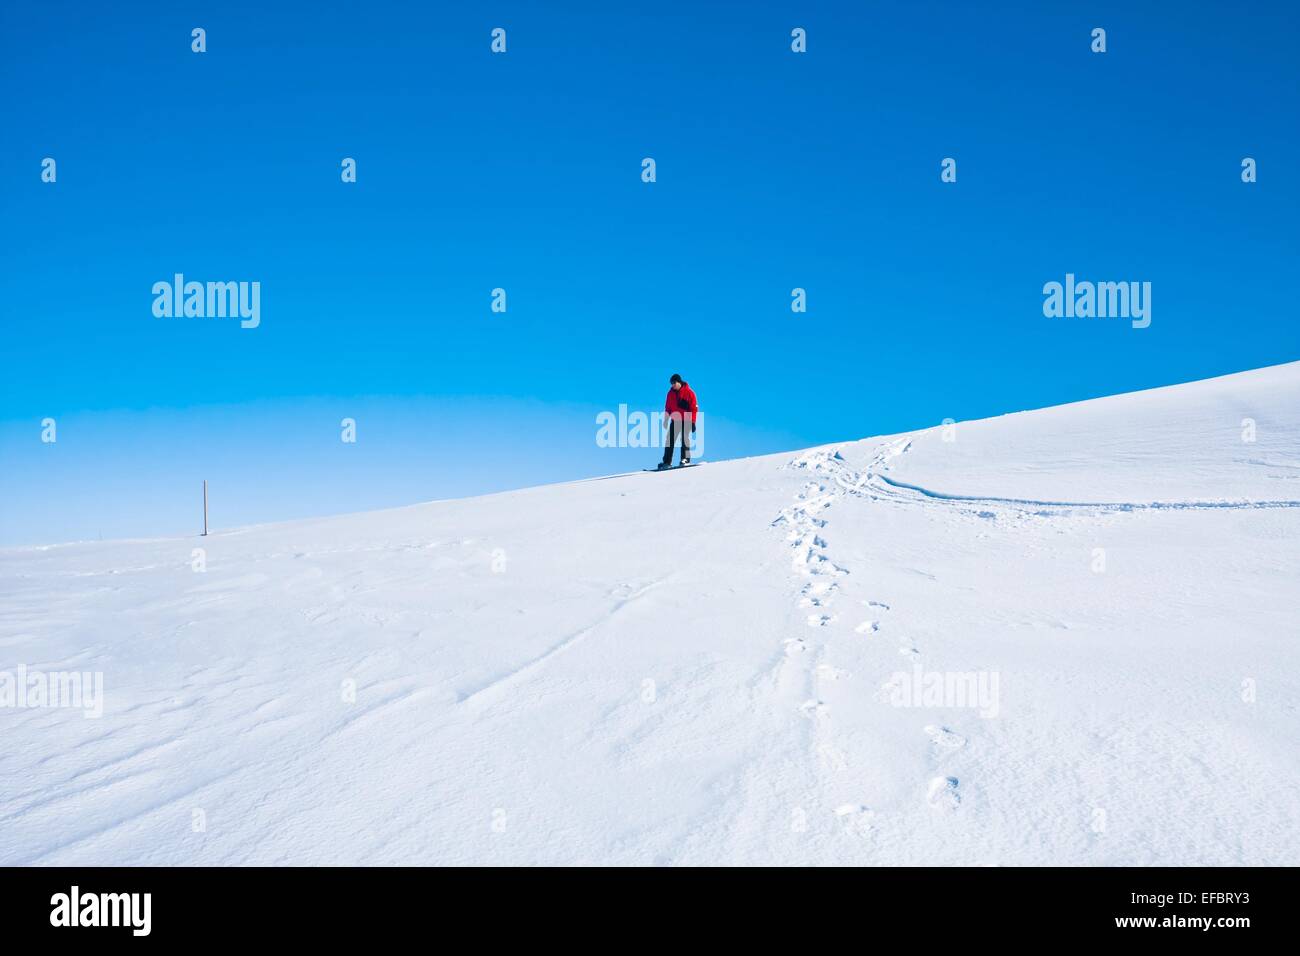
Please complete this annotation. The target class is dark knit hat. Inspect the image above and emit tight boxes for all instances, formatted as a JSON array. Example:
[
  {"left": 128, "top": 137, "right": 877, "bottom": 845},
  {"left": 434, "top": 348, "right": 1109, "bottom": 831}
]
[{"left": 670, "top": 373, "right": 683, "bottom": 385}]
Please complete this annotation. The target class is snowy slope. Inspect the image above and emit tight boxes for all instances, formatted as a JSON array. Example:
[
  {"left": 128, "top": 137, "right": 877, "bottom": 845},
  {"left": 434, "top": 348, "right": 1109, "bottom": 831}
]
[{"left": 2, "top": 363, "right": 1298, "bottom": 865}]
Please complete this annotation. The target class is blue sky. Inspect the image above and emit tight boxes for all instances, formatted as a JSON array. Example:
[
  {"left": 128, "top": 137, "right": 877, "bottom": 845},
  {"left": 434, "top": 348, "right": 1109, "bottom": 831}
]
[{"left": 2, "top": 1, "right": 1297, "bottom": 545}]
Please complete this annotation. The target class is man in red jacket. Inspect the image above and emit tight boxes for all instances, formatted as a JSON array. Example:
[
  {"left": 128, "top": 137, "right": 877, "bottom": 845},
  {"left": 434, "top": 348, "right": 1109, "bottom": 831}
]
[{"left": 659, "top": 373, "right": 698, "bottom": 469}]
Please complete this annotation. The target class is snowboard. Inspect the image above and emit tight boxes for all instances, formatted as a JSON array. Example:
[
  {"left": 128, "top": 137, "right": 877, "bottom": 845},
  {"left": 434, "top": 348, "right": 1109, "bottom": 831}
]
[{"left": 644, "top": 461, "right": 704, "bottom": 472}]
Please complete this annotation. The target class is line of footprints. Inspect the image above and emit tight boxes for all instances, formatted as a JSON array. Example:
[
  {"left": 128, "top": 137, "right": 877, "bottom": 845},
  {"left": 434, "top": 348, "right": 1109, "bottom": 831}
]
[{"left": 774, "top": 442, "right": 965, "bottom": 830}]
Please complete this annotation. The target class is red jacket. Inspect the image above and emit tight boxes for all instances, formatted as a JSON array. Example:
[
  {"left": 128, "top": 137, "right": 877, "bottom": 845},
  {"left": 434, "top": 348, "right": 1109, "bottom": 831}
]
[{"left": 665, "top": 383, "right": 698, "bottom": 423}]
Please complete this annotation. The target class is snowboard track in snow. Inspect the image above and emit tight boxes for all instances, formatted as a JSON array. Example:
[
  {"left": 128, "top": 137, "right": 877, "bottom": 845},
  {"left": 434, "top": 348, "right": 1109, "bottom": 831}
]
[{"left": 872, "top": 474, "right": 1300, "bottom": 514}]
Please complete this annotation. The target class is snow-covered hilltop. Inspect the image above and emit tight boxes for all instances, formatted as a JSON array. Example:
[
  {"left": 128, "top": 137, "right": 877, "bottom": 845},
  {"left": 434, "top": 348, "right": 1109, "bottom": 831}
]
[{"left": 3, "top": 363, "right": 1298, "bottom": 865}]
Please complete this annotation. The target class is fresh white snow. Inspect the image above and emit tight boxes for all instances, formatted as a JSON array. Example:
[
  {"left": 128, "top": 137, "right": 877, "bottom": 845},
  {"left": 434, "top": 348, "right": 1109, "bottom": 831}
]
[{"left": 2, "top": 363, "right": 1298, "bottom": 865}]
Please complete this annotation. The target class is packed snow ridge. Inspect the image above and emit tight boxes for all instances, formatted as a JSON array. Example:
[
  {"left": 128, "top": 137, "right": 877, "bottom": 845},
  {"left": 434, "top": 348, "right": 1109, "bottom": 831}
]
[{"left": 2, "top": 362, "right": 1298, "bottom": 865}]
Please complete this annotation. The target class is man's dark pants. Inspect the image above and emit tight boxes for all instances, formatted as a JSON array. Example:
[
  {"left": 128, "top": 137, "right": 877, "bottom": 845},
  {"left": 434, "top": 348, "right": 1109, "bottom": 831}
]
[{"left": 662, "top": 417, "right": 691, "bottom": 466}]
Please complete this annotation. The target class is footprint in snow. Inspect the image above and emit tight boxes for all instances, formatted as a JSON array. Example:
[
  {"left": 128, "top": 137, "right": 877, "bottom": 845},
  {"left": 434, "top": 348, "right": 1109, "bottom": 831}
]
[
  {"left": 855, "top": 620, "right": 880, "bottom": 634},
  {"left": 815, "top": 663, "right": 849, "bottom": 681},
  {"left": 876, "top": 674, "right": 904, "bottom": 703},
  {"left": 834, "top": 804, "right": 875, "bottom": 836},
  {"left": 924, "top": 725, "right": 967, "bottom": 749},
  {"left": 927, "top": 776, "right": 962, "bottom": 812},
  {"left": 800, "top": 699, "right": 830, "bottom": 720},
  {"left": 807, "top": 614, "right": 835, "bottom": 628},
  {"left": 799, "top": 582, "right": 837, "bottom": 607},
  {"left": 804, "top": 556, "right": 849, "bottom": 576},
  {"left": 817, "top": 743, "right": 848, "bottom": 771}
]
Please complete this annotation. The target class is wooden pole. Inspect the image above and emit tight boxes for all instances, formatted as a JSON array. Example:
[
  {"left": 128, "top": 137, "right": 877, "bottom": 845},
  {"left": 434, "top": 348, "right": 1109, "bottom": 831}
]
[{"left": 202, "top": 480, "right": 208, "bottom": 536}]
